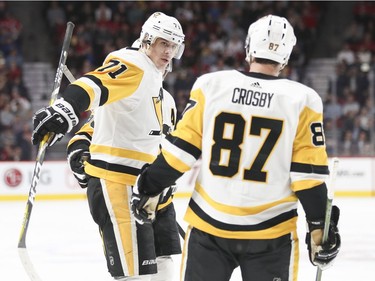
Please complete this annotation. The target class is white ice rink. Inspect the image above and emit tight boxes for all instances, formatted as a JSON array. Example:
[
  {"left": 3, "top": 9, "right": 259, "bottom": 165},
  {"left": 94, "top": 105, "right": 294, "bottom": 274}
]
[{"left": 1, "top": 196, "right": 374, "bottom": 281}]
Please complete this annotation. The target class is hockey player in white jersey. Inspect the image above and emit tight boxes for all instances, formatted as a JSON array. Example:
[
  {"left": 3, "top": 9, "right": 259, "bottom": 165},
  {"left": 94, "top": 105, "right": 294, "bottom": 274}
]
[
  {"left": 67, "top": 87, "right": 179, "bottom": 281},
  {"left": 133, "top": 15, "right": 341, "bottom": 281},
  {"left": 32, "top": 12, "right": 184, "bottom": 280}
]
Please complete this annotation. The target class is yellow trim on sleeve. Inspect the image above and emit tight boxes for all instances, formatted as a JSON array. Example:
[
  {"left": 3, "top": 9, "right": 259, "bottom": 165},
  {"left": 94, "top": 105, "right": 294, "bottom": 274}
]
[
  {"left": 73, "top": 80, "right": 96, "bottom": 109},
  {"left": 291, "top": 180, "right": 324, "bottom": 192},
  {"left": 162, "top": 149, "right": 191, "bottom": 173}
]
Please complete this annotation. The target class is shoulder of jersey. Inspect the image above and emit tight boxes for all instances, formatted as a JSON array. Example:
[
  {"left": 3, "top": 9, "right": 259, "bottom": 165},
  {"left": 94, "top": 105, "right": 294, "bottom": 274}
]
[
  {"left": 195, "top": 69, "right": 238, "bottom": 86},
  {"left": 200, "top": 69, "right": 238, "bottom": 80},
  {"left": 106, "top": 47, "right": 151, "bottom": 70},
  {"left": 281, "top": 78, "right": 321, "bottom": 101}
]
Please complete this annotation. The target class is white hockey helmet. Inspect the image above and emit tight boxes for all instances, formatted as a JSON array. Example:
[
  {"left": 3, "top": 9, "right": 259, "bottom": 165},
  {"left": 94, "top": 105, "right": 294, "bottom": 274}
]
[
  {"left": 245, "top": 15, "right": 296, "bottom": 65},
  {"left": 140, "top": 12, "right": 185, "bottom": 59}
]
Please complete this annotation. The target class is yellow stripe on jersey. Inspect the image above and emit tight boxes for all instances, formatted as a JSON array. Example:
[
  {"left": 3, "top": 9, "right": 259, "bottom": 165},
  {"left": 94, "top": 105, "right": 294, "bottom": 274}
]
[
  {"left": 85, "top": 162, "right": 137, "bottom": 185},
  {"left": 73, "top": 80, "right": 97, "bottom": 108},
  {"left": 90, "top": 144, "right": 156, "bottom": 163},
  {"left": 94, "top": 55, "right": 144, "bottom": 103},
  {"left": 162, "top": 149, "right": 191, "bottom": 173},
  {"left": 86, "top": 144, "right": 157, "bottom": 185},
  {"left": 171, "top": 88, "right": 205, "bottom": 150},
  {"left": 293, "top": 106, "right": 328, "bottom": 166},
  {"left": 195, "top": 182, "right": 298, "bottom": 216},
  {"left": 291, "top": 179, "right": 324, "bottom": 192},
  {"left": 96, "top": 69, "right": 143, "bottom": 105},
  {"left": 74, "top": 57, "right": 144, "bottom": 110},
  {"left": 184, "top": 207, "right": 298, "bottom": 239}
]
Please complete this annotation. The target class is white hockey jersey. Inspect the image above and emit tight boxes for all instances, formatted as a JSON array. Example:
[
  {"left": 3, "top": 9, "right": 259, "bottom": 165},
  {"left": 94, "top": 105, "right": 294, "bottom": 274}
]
[
  {"left": 160, "top": 70, "right": 329, "bottom": 239},
  {"left": 68, "top": 48, "right": 176, "bottom": 185}
]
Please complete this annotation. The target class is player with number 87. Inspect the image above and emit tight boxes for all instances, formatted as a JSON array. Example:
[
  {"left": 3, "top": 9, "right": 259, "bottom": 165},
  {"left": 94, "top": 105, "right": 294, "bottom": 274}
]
[{"left": 133, "top": 14, "right": 341, "bottom": 281}]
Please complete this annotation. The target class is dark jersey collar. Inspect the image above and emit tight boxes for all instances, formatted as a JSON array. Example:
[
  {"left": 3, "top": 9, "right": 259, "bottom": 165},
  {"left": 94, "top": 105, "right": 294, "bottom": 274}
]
[{"left": 240, "top": 71, "right": 283, "bottom": 80}]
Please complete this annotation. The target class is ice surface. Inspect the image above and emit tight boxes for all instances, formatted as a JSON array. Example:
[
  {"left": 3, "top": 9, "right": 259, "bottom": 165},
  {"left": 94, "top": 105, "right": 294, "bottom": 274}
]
[{"left": 1, "top": 197, "right": 374, "bottom": 281}]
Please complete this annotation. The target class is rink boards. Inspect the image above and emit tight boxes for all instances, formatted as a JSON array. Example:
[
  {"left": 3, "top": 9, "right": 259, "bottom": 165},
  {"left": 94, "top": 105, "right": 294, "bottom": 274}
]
[{"left": 0, "top": 157, "right": 374, "bottom": 200}]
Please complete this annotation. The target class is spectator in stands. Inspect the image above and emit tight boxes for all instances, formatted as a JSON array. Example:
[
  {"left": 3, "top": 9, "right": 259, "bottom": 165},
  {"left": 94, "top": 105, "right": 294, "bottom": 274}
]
[
  {"left": 351, "top": 64, "right": 370, "bottom": 106},
  {"left": 357, "top": 45, "right": 372, "bottom": 66},
  {"left": 7, "top": 76, "right": 29, "bottom": 101},
  {"left": 333, "top": 63, "right": 350, "bottom": 102},
  {"left": 341, "top": 130, "right": 356, "bottom": 156},
  {"left": 225, "top": 33, "right": 244, "bottom": 60},
  {"left": 208, "top": 33, "right": 225, "bottom": 55},
  {"left": 342, "top": 92, "right": 360, "bottom": 117},
  {"left": 15, "top": 123, "right": 32, "bottom": 160},
  {"left": 323, "top": 93, "right": 342, "bottom": 122},
  {"left": 6, "top": 60, "right": 21, "bottom": 82},
  {"left": 0, "top": 102, "right": 14, "bottom": 128},
  {"left": 9, "top": 87, "right": 31, "bottom": 115},
  {"left": 322, "top": 118, "right": 336, "bottom": 155},
  {"left": 357, "top": 130, "right": 371, "bottom": 156},
  {"left": 0, "top": 127, "right": 15, "bottom": 148},
  {"left": 46, "top": 1, "right": 66, "bottom": 30},
  {"left": 94, "top": 2, "right": 112, "bottom": 22},
  {"left": 343, "top": 20, "right": 364, "bottom": 46},
  {"left": 0, "top": 143, "right": 14, "bottom": 160},
  {"left": 337, "top": 43, "right": 355, "bottom": 66},
  {"left": 5, "top": 47, "right": 22, "bottom": 67},
  {"left": 209, "top": 55, "right": 229, "bottom": 72},
  {"left": 357, "top": 106, "right": 371, "bottom": 138}
]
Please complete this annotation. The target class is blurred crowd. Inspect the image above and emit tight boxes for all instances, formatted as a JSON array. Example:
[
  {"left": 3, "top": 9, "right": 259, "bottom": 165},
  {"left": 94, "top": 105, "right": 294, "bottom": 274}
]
[
  {"left": 325, "top": 1, "right": 375, "bottom": 156},
  {"left": 46, "top": 1, "right": 320, "bottom": 117},
  {"left": 0, "top": 1, "right": 33, "bottom": 161},
  {"left": 0, "top": 1, "right": 374, "bottom": 161}
]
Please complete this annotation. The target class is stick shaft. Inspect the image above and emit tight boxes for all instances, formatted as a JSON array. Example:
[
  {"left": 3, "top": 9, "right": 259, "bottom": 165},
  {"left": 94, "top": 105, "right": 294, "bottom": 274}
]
[
  {"left": 18, "top": 22, "right": 75, "bottom": 281},
  {"left": 315, "top": 157, "right": 339, "bottom": 281},
  {"left": 50, "top": 22, "right": 75, "bottom": 105}
]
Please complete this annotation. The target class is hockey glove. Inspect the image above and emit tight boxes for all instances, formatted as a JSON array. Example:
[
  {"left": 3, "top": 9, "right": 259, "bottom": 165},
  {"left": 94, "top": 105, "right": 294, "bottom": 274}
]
[
  {"left": 32, "top": 98, "right": 79, "bottom": 146},
  {"left": 306, "top": 205, "right": 341, "bottom": 270},
  {"left": 131, "top": 183, "right": 161, "bottom": 225},
  {"left": 67, "top": 146, "right": 90, "bottom": 189},
  {"left": 130, "top": 164, "right": 161, "bottom": 225},
  {"left": 157, "top": 183, "right": 177, "bottom": 210}
]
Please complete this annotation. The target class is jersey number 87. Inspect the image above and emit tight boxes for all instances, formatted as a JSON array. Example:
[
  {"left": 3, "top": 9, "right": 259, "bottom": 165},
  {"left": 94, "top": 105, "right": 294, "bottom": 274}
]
[{"left": 209, "top": 112, "right": 326, "bottom": 183}]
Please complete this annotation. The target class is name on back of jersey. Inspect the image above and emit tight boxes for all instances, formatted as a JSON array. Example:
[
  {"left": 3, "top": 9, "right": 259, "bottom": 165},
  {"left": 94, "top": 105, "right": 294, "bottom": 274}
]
[{"left": 232, "top": 87, "right": 274, "bottom": 108}]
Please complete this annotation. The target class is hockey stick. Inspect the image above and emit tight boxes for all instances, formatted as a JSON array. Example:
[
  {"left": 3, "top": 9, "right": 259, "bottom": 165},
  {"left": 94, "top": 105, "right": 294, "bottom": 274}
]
[
  {"left": 18, "top": 22, "right": 75, "bottom": 281},
  {"left": 315, "top": 157, "right": 339, "bottom": 281},
  {"left": 62, "top": 64, "right": 76, "bottom": 84}
]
